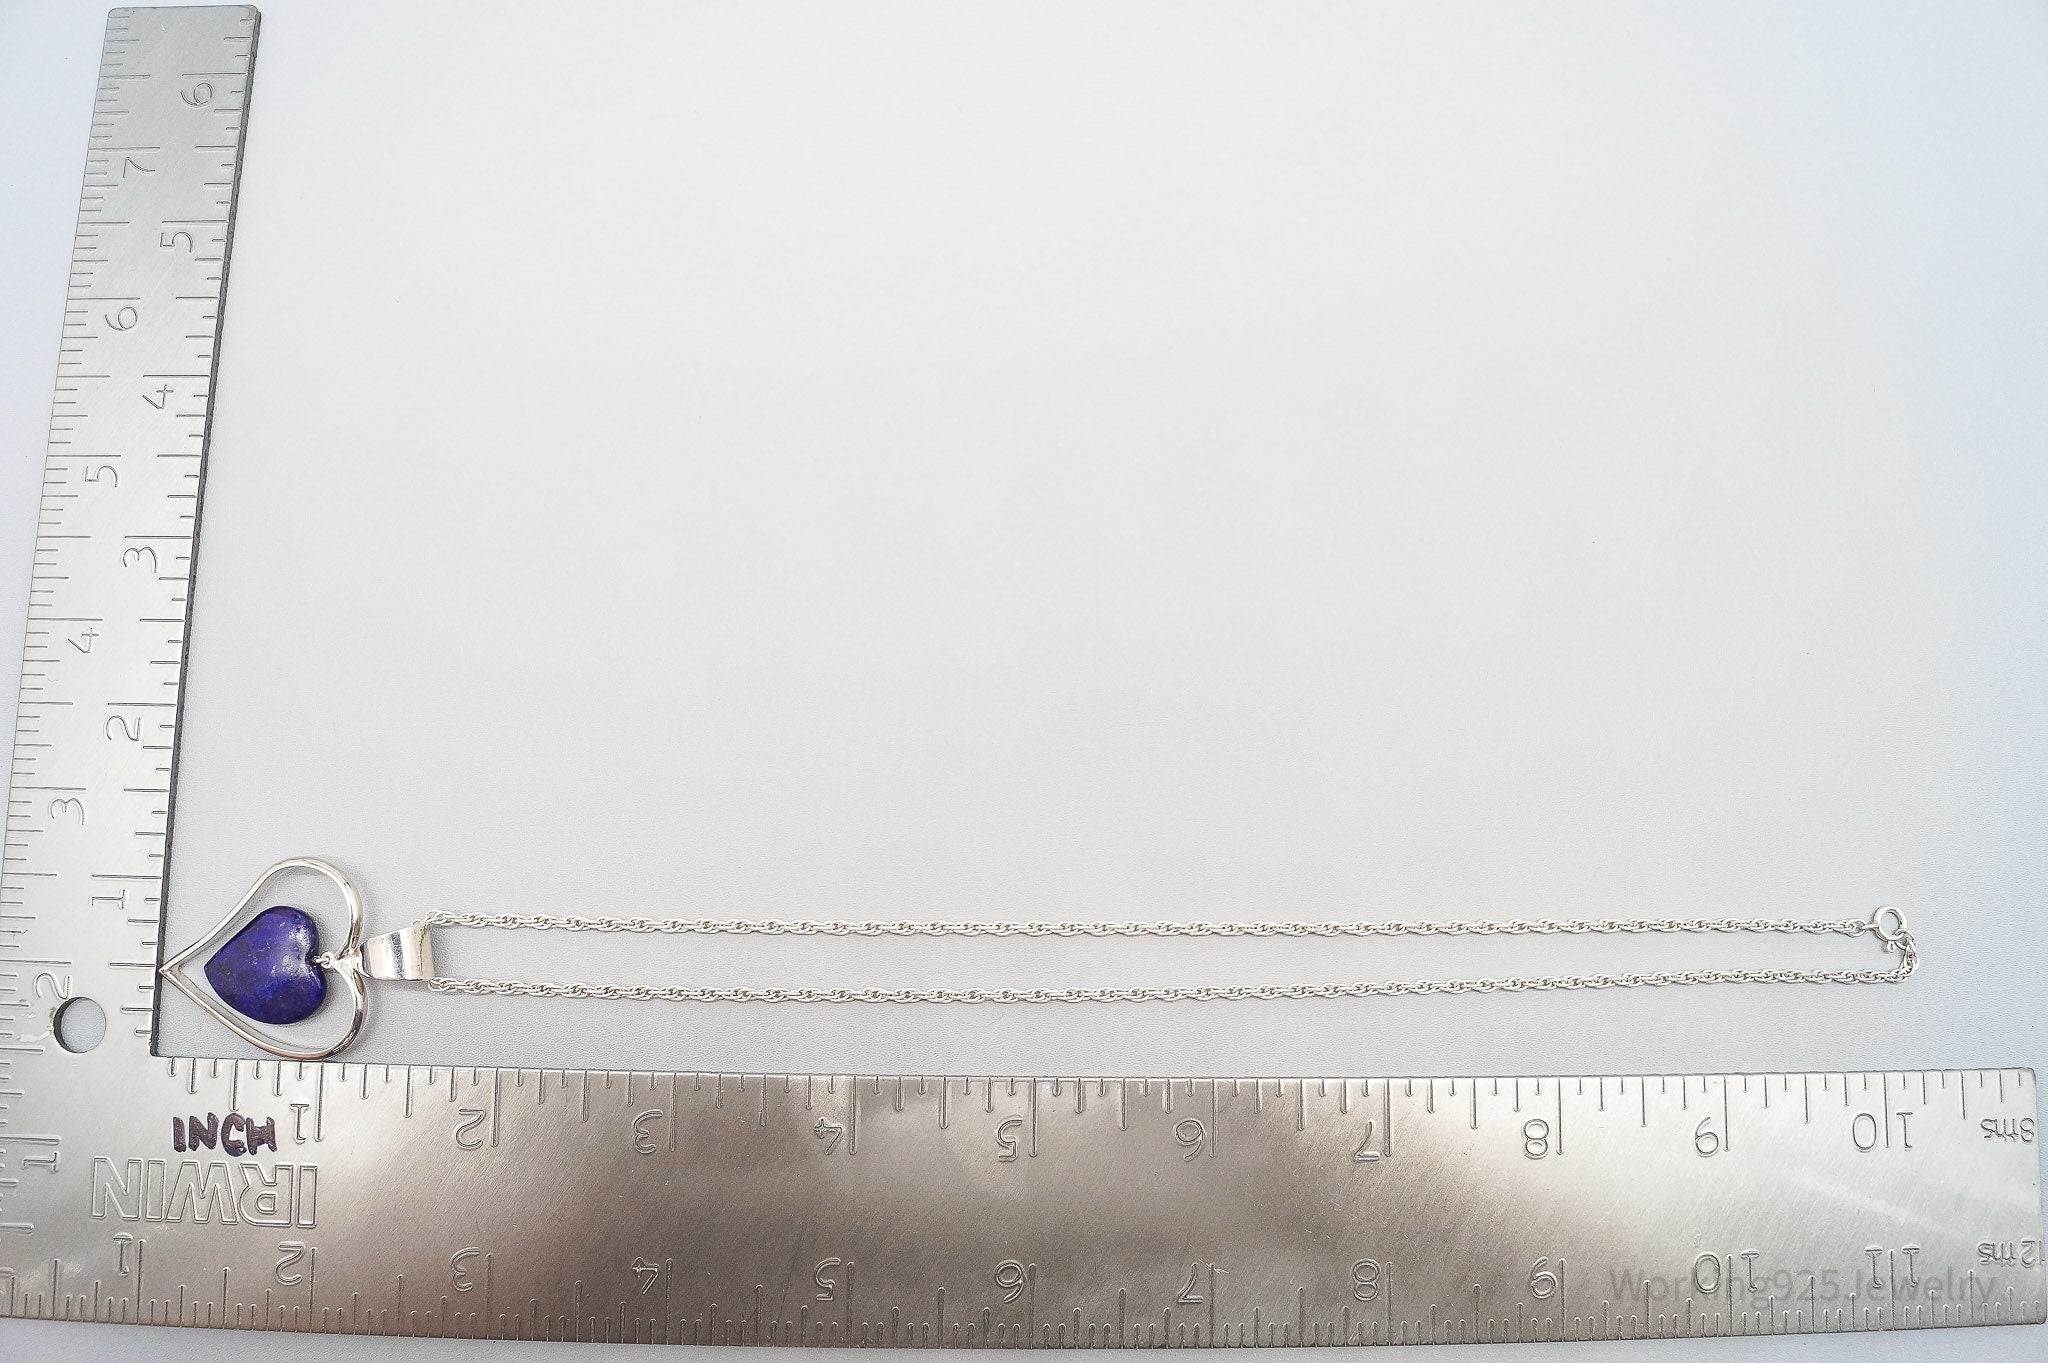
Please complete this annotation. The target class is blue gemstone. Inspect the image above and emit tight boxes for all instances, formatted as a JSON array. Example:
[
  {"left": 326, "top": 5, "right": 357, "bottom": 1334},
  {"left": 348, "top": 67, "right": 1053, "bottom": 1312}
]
[{"left": 203, "top": 906, "right": 328, "bottom": 1026}]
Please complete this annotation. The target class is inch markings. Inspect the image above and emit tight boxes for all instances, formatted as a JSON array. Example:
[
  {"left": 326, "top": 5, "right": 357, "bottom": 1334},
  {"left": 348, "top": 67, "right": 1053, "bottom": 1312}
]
[
  {"left": 0, "top": 0, "right": 259, "bottom": 1260},
  {"left": 13, "top": 1063, "right": 2046, "bottom": 1343},
  {"left": 0, "top": 9, "right": 2042, "bottom": 1351},
  {"left": 4, "top": 7, "right": 257, "bottom": 1062}
]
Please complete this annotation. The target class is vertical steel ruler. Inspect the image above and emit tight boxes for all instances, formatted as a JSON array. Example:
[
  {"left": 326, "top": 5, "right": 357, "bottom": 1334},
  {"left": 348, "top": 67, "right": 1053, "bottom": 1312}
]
[
  {"left": 2, "top": 6, "right": 2044, "bottom": 1350},
  {"left": 6, "top": 11, "right": 258, "bottom": 1069}
]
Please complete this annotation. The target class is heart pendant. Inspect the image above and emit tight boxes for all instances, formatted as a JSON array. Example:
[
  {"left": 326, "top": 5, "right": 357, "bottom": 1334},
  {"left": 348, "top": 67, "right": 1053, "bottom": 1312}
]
[
  {"left": 203, "top": 905, "right": 328, "bottom": 1025},
  {"left": 161, "top": 857, "right": 370, "bottom": 1061}
]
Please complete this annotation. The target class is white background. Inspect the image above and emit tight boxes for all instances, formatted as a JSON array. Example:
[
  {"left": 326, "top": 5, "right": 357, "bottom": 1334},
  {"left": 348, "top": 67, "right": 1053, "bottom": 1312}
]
[{"left": 3, "top": 2, "right": 2045, "bottom": 1359}]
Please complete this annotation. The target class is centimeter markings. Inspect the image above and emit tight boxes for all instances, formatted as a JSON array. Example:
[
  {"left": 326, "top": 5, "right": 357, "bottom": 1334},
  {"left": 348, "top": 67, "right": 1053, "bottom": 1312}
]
[
  {"left": 1, "top": 0, "right": 259, "bottom": 1285},
  {"left": 1, "top": 8, "right": 2043, "bottom": 1351},
  {"left": 6, "top": 1063, "right": 2045, "bottom": 1344},
  {"left": 4, "top": 7, "right": 257, "bottom": 1054}
]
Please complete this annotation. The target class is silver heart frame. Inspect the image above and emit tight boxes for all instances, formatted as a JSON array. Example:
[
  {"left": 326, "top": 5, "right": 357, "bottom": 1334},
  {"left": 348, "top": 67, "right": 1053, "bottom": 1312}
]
[{"left": 159, "top": 855, "right": 368, "bottom": 1062}]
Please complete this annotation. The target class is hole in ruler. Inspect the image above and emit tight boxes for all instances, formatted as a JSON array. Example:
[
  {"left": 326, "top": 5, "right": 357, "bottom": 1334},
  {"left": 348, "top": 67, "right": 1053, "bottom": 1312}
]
[{"left": 55, "top": 997, "right": 107, "bottom": 1053}]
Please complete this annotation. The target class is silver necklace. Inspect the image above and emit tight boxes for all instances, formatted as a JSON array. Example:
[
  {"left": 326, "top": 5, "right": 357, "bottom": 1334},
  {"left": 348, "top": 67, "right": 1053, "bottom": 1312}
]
[{"left": 161, "top": 857, "right": 1919, "bottom": 1061}]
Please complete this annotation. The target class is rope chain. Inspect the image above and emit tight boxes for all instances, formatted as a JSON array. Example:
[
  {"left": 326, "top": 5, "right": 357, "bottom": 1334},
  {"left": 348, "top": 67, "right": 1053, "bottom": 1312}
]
[{"left": 417, "top": 909, "right": 1918, "bottom": 1004}]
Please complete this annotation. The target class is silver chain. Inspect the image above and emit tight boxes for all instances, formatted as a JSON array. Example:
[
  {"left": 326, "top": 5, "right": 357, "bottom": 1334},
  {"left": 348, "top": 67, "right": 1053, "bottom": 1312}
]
[{"left": 417, "top": 905, "right": 1918, "bottom": 1004}]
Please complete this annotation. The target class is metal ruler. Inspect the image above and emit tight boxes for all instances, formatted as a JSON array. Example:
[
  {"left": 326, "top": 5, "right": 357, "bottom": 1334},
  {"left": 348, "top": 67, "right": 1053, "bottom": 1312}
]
[{"left": 2, "top": 7, "right": 2043, "bottom": 1349}]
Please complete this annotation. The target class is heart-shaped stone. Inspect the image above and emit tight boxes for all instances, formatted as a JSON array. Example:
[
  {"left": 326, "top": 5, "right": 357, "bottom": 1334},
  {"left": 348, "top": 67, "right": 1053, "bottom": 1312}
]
[{"left": 203, "top": 905, "right": 328, "bottom": 1025}]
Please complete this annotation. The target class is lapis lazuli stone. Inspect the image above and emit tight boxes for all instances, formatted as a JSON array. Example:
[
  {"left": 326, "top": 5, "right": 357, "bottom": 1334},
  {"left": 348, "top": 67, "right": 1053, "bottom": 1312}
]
[{"left": 203, "top": 906, "right": 327, "bottom": 1025}]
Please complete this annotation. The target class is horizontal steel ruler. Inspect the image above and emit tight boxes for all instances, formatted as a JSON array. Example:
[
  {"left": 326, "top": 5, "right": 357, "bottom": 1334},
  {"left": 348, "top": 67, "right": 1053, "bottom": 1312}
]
[
  {"left": 8, "top": 1061, "right": 2047, "bottom": 1346},
  {"left": 2, "top": 6, "right": 2043, "bottom": 1351}
]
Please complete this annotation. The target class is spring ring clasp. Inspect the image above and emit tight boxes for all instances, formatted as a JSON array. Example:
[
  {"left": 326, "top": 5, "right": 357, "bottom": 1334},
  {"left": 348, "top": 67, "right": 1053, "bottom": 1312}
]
[{"left": 1868, "top": 904, "right": 1912, "bottom": 951}]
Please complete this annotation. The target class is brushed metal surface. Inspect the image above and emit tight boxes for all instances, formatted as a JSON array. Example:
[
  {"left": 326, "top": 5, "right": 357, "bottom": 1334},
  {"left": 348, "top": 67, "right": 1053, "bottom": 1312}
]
[
  {"left": 1, "top": 7, "right": 259, "bottom": 1072},
  {"left": 5, "top": 1062, "right": 2044, "bottom": 1343},
  {"left": 1, "top": 7, "right": 2042, "bottom": 1350}
]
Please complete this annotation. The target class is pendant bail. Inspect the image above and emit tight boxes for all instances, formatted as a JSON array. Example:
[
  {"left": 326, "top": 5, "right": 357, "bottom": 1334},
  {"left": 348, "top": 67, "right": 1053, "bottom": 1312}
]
[{"left": 359, "top": 922, "right": 435, "bottom": 981}]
